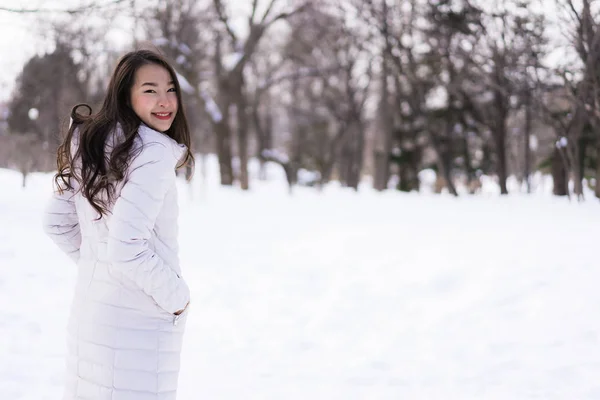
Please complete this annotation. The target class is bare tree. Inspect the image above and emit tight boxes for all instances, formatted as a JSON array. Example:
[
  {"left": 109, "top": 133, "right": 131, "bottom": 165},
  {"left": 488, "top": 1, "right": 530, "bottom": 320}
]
[
  {"left": 248, "top": 43, "right": 336, "bottom": 186},
  {"left": 427, "top": 0, "right": 547, "bottom": 196},
  {"left": 0, "top": 0, "right": 127, "bottom": 15},
  {"left": 8, "top": 40, "right": 88, "bottom": 150},
  {"left": 209, "top": 0, "right": 312, "bottom": 189},
  {"left": 278, "top": 2, "right": 372, "bottom": 189},
  {"left": 248, "top": 52, "right": 285, "bottom": 180},
  {"left": 0, "top": 133, "right": 53, "bottom": 187},
  {"left": 358, "top": 0, "right": 454, "bottom": 193},
  {"left": 558, "top": 0, "right": 600, "bottom": 199},
  {"left": 144, "top": 0, "right": 214, "bottom": 179},
  {"left": 355, "top": 0, "right": 428, "bottom": 192}
]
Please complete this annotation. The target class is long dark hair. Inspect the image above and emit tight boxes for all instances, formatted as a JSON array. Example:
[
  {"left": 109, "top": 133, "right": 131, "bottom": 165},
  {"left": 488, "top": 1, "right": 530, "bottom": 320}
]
[{"left": 54, "top": 50, "right": 194, "bottom": 217}]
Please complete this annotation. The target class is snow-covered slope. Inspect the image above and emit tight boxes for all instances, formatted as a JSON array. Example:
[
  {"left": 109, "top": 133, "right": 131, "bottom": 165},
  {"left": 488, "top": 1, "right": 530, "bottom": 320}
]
[{"left": 1, "top": 159, "right": 599, "bottom": 400}]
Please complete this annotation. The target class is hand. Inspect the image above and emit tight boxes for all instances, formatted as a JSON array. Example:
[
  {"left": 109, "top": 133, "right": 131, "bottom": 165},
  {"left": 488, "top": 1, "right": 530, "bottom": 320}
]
[{"left": 174, "top": 301, "right": 189, "bottom": 315}]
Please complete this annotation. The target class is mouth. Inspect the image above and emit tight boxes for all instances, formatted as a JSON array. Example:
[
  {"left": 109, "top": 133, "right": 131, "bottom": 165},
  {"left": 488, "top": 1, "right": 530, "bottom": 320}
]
[{"left": 152, "top": 112, "right": 173, "bottom": 121}]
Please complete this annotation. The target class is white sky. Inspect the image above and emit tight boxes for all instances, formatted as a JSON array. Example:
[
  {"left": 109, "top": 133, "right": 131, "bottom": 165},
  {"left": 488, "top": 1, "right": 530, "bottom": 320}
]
[
  {"left": 0, "top": 5, "right": 39, "bottom": 102},
  {"left": 0, "top": 1, "right": 82, "bottom": 101},
  {"left": 0, "top": 0, "right": 267, "bottom": 103},
  {"left": 0, "top": 0, "right": 580, "bottom": 104}
]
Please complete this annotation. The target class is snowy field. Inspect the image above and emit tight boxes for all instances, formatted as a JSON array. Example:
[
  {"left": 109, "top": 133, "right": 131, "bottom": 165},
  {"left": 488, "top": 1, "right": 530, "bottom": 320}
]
[{"left": 1, "top": 157, "right": 600, "bottom": 400}]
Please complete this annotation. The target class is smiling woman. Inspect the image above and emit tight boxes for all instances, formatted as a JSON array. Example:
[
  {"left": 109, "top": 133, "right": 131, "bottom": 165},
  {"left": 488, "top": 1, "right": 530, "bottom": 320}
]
[
  {"left": 130, "top": 64, "right": 178, "bottom": 133},
  {"left": 41, "top": 49, "right": 194, "bottom": 400}
]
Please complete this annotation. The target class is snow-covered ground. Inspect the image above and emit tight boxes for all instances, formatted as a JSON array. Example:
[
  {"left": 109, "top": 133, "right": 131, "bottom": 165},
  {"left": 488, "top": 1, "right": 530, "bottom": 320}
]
[{"left": 1, "top": 157, "right": 600, "bottom": 400}]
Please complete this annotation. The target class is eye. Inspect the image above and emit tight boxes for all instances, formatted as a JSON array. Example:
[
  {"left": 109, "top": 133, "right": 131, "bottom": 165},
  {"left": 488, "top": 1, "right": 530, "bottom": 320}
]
[
  {"left": 168, "top": 87, "right": 177, "bottom": 92},
  {"left": 143, "top": 89, "right": 156, "bottom": 93}
]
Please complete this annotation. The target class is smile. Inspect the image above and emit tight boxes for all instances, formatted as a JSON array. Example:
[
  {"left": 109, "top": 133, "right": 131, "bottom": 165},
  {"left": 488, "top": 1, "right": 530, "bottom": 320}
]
[{"left": 152, "top": 112, "right": 173, "bottom": 120}]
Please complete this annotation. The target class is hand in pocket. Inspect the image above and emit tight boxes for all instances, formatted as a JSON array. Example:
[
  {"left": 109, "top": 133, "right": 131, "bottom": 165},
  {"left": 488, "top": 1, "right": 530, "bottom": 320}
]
[{"left": 174, "top": 301, "right": 189, "bottom": 315}]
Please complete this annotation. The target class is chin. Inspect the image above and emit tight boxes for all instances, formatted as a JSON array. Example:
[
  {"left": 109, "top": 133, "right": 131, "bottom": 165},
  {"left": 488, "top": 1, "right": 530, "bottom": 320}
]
[{"left": 146, "top": 122, "right": 172, "bottom": 133}]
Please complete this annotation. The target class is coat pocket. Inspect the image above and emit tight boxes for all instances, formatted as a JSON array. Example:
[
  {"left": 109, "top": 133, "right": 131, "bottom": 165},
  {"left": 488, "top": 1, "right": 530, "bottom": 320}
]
[{"left": 172, "top": 304, "right": 189, "bottom": 326}]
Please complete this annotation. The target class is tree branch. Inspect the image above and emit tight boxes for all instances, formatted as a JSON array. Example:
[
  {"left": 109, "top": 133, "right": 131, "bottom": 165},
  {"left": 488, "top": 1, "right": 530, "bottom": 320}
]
[
  {"left": 258, "top": 65, "right": 342, "bottom": 91},
  {"left": 564, "top": 0, "right": 583, "bottom": 28},
  {"left": 358, "top": 65, "right": 373, "bottom": 111},
  {"left": 260, "top": 0, "right": 279, "bottom": 23},
  {"left": 250, "top": 0, "right": 260, "bottom": 23},
  {"left": 0, "top": 0, "right": 126, "bottom": 14},
  {"left": 264, "top": 2, "right": 310, "bottom": 27},
  {"left": 213, "top": 0, "right": 238, "bottom": 44}
]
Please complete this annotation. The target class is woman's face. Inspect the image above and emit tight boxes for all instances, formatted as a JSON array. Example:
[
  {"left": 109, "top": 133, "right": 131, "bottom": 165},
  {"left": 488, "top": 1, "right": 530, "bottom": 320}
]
[{"left": 130, "top": 63, "right": 178, "bottom": 132}]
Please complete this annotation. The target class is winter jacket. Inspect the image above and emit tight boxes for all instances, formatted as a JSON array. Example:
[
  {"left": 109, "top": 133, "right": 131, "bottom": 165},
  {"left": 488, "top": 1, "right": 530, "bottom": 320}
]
[{"left": 43, "top": 123, "right": 190, "bottom": 400}]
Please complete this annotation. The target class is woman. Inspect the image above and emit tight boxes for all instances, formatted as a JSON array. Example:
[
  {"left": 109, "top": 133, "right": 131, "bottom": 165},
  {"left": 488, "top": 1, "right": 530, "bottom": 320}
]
[{"left": 43, "top": 50, "right": 193, "bottom": 399}]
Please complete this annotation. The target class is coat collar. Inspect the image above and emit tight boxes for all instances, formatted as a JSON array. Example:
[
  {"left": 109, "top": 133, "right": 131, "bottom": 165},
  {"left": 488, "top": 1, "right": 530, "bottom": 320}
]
[{"left": 138, "top": 123, "right": 188, "bottom": 165}]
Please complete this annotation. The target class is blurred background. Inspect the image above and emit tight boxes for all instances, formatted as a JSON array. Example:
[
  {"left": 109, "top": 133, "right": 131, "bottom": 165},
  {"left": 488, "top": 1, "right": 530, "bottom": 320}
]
[
  {"left": 0, "top": 0, "right": 595, "bottom": 198},
  {"left": 4, "top": 2, "right": 600, "bottom": 399}
]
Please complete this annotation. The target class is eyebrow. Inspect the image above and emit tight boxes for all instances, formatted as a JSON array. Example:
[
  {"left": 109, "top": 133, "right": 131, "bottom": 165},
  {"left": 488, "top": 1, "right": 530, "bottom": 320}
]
[{"left": 140, "top": 81, "right": 175, "bottom": 87}]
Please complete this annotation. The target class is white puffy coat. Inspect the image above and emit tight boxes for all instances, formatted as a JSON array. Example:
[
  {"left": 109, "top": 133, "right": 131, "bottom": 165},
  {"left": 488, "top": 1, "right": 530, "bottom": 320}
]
[{"left": 43, "top": 124, "right": 191, "bottom": 400}]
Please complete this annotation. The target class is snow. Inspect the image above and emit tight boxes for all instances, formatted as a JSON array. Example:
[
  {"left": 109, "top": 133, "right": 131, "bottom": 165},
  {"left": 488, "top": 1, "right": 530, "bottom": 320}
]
[
  {"left": 200, "top": 90, "right": 223, "bottom": 123},
  {"left": 176, "top": 55, "right": 187, "bottom": 65},
  {"left": 174, "top": 72, "right": 223, "bottom": 123},
  {"left": 222, "top": 51, "right": 245, "bottom": 71},
  {"left": 27, "top": 108, "right": 38, "bottom": 121},
  {"left": 176, "top": 72, "right": 195, "bottom": 95},
  {"left": 262, "top": 148, "right": 290, "bottom": 164},
  {"left": 2, "top": 158, "right": 600, "bottom": 399},
  {"left": 426, "top": 86, "right": 449, "bottom": 110},
  {"left": 151, "top": 37, "right": 170, "bottom": 47},
  {"left": 152, "top": 38, "right": 191, "bottom": 57},
  {"left": 178, "top": 43, "right": 192, "bottom": 56},
  {"left": 297, "top": 168, "right": 321, "bottom": 186}
]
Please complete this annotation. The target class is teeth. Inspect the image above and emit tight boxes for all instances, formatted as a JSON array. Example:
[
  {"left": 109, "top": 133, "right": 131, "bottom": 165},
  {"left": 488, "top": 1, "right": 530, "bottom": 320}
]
[{"left": 155, "top": 112, "right": 170, "bottom": 116}]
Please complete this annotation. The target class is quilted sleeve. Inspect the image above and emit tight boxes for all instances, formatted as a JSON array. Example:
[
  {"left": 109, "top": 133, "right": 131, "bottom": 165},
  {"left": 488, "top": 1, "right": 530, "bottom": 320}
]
[
  {"left": 106, "top": 142, "right": 190, "bottom": 314},
  {"left": 42, "top": 187, "right": 82, "bottom": 263}
]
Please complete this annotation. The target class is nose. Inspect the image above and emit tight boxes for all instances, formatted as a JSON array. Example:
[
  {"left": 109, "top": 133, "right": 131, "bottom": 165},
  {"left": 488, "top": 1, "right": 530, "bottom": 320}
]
[{"left": 158, "top": 93, "right": 171, "bottom": 108}]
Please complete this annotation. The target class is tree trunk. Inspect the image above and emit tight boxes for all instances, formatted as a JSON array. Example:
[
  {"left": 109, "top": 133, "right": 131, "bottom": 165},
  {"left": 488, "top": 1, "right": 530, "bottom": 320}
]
[
  {"left": 321, "top": 158, "right": 335, "bottom": 186},
  {"left": 214, "top": 35, "right": 234, "bottom": 186},
  {"left": 439, "top": 153, "right": 458, "bottom": 196},
  {"left": 569, "top": 108, "right": 587, "bottom": 199},
  {"left": 524, "top": 90, "right": 532, "bottom": 193},
  {"left": 321, "top": 124, "right": 347, "bottom": 186},
  {"left": 348, "top": 122, "right": 364, "bottom": 190},
  {"left": 339, "top": 122, "right": 360, "bottom": 189},
  {"left": 432, "top": 134, "right": 458, "bottom": 196},
  {"left": 577, "top": 137, "right": 588, "bottom": 199},
  {"left": 253, "top": 91, "right": 272, "bottom": 181},
  {"left": 339, "top": 144, "right": 350, "bottom": 187},
  {"left": 373, "top": 150, "right": 389, "bottom": 190},
  {"left": 596, "top": 139, "right": 600, "bottom": 199},
  {"left": 552, "top": 147, "right": 568, "bottom": 196},
  {"left": 460, "top": 135, "right": 477, "bottom": 193},
  {"left": 263, "top": 110, "right": 273, "bottom": 178},
  {"left": 374, "top": 54, "right": 392, "bottom": 191},
  {"left": 570, "top": 138, "right": 584, "bottom": 200},
  {"left": 492, "top": 89, "right": 509, "bottom": 195},
  {"left": 235, "top": 80, "right": 250, "bottom": 190},
  {"left": 289, "top": 82, "right": 306, "bottom": 184},
  {"left": 495, "top": 126, "right": 509, "bottom": 195},
  {"left": 397, "top": 147, "right": 420, "bottom": 192},
  {"left": 214, "top": 118, "right": 234, "bottom": 186}
]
